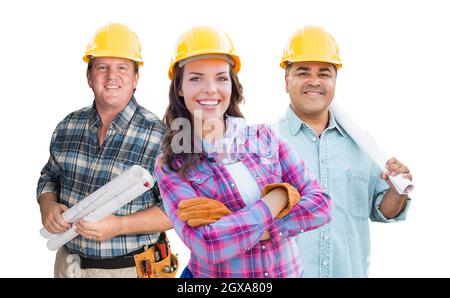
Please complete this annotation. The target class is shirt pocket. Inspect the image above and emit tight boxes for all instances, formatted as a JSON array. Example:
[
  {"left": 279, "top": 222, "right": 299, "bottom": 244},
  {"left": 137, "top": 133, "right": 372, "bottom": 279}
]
[
  {"left": 346, "top": 169, "right": 370, "bottom": 220},
  {"left": 187, "top": 169, "right": 218, "bottom": 199}
]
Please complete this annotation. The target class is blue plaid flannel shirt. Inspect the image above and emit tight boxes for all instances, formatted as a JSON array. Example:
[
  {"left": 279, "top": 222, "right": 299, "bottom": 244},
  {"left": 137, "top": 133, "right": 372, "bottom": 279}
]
[{"left": 37, "top": 97, "right": 166, "bottom": 259}]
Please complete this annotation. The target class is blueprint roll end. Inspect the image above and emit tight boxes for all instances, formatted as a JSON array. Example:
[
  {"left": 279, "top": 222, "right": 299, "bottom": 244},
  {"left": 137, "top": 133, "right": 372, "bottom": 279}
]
[{"left": 404, "top": 184, "right": 414, "bottom": 194}]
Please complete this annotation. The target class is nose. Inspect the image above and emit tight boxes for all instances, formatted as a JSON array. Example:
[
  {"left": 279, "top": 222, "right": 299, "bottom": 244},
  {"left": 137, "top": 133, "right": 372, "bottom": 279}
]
[
  {"left": 106, "top": 67, "right": 119, "bottom": 80},
  {"left": 203, "top": 79, "right": 218, "bottom": 94},
  {"left": 307, "top": 74, "right": 321, "bottom": 87}
]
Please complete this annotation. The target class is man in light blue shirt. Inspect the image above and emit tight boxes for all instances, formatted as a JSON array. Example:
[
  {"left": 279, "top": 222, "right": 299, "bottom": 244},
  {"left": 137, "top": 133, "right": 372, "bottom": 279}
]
[{"left": 277, "top": 26, "right": 413, "bottom": 277}]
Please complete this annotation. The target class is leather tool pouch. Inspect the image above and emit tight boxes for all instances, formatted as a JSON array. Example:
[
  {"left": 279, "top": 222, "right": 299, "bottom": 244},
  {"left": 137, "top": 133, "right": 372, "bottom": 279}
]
[{"left": 134, "top": 232, "right": 179, "bottom": 278}]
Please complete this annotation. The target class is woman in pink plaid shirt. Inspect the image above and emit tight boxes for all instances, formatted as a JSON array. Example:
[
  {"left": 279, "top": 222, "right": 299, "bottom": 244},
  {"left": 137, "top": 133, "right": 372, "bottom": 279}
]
[{"left": 155, "top": 26, "right": 331, "bottom": 278}]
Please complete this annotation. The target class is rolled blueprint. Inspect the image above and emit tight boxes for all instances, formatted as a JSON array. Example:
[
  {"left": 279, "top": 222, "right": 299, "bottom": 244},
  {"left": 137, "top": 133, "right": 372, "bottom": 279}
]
[
  {"left": 329, "top": 102, "right": 414, "bottom": 195},
  {"left": 40, "top": 165, "right": 154, "bottom": 250}
]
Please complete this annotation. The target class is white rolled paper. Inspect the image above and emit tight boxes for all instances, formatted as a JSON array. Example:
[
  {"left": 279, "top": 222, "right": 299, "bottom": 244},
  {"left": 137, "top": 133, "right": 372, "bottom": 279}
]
[
  {"left": 41, "top": 165, "right": 155, "bottom": 250},
  {"left": 329, "top": 102, "right": 413, "bottom": 195}
]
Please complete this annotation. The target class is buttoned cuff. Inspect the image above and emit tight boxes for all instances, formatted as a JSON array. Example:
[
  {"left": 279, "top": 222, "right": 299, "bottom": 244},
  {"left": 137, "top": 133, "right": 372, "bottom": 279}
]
[
  {"left": 37, "top": 182, "right": 59, "bottom": 202},
  {"left": 373, "top": 193, "right": 412, "bottom": 222}
]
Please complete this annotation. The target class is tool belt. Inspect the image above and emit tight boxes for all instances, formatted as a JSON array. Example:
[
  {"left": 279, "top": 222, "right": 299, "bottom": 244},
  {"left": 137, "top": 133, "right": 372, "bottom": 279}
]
[
  {"left": 79, "top": 246, "right": 146, "bottom": 269},
  {"left": 134, "top": 232, "right": 179, "bottom": 278}
]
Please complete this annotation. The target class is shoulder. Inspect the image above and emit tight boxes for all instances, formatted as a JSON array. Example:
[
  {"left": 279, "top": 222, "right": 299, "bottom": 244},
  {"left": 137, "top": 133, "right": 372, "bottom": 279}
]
[
  {"left": 54, "top": 105, "right": 91, "bottom": 131},
  {"left": 133, "top": 103, "right": 166, "bottom": 133},
  {"left": 246, "top": 122, "right": 281, "bottom": 141},
  {"left": 274, "top": 114, "right": 289, "bottom": 126},
  {"left": 243, "top": 122, "right": 282, "bottom": 158}
]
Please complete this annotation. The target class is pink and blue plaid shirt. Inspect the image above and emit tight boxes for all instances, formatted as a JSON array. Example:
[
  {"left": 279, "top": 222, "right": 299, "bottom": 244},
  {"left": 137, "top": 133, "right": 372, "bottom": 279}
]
[{"left": 155, "top": 118, "right": 331, "bottom": 277}]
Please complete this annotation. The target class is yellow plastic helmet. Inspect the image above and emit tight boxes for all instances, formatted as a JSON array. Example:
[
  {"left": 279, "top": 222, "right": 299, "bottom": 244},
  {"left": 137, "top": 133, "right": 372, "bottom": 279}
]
[
  {"left": 83, "top": 23, "right": 143, "bottom": 66},
  {"left": 168, "top": 26, "right": 241, "bottom": 79},
  {"left": 280, "top": 26, "right": 342, "bottom": 69}
]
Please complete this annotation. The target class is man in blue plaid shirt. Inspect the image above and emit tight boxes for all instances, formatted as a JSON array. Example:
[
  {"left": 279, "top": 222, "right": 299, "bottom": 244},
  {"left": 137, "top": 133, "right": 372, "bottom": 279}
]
[{"left": 37, "top": 23, "right": 171, "bottom": 278}]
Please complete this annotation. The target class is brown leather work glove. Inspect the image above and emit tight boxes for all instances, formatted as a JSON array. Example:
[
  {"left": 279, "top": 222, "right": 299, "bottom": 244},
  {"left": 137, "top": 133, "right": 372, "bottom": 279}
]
[
  {"left": 177, "top": 197, "right": 232, "bottom": 227},
  {"left": 262, "top": 183, "right": 301, "bottom": 218}
]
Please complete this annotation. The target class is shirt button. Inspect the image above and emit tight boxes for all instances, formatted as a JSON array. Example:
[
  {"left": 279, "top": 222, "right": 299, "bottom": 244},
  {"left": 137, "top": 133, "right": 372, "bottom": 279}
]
[
  {"left": 261, "top": 245, "right": 266, "bottom": 250},
  {"left": 196, "top": 178, "right": 201, "bottom": 183},
  {"left": 278, "top": 232, "right": 283, "bottom": 236},
  {"left": 312, "top": 137, "right": 317, "bottom": 142},
  {"left": 231, "top": 183, "right": 235, "bottom": 187},
  {"left": 323, "top": 235, "right": 329, "bottom": 240},
  {"left": 300, "top": 229, "right": 304, "bottom": 233},
  {"left": 322, "top": 260, "right": 328, "bottom": 266},
  {"left": 218, "top": 163, "right": 223, "bottom": 167},
  {"left": 264, "top": 272, "right": 269, "bottom": 277}
]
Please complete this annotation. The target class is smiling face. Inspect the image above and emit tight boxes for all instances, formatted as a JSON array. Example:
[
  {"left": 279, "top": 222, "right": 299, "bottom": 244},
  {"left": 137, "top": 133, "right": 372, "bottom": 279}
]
[
  {"left": 285, "top": 61, "right": 337, "bottom": 120},
  {"left": 87, "top": 57, "right": 139, "bottom": 113},
  {"left": 179, "top": 58, "right": 232, "bottom": 124}
]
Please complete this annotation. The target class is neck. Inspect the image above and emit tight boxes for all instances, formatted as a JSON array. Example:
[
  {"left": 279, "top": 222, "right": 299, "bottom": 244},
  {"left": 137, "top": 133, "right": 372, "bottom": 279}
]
[
  {"left": 95, "top": 99, "right": 129, "bottom": 129},
  {"left": 203, "top": 121, "right": 225, "bottom": 142},
  {"left": 293, "top": 108, "right": 329, "bottom": 137},
  {"left": 193, "top": 116, "right": 226, "bottom": 141},
  {"left": 97, "top": 109, "right": 120, "bottom": 129}
]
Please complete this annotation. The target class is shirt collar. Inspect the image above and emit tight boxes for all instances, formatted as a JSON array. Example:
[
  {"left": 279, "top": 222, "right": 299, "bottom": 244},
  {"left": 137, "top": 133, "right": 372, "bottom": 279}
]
[
  {"left": 328, "top": 109, "right": 345, "bottom": 136},
  {"left": 285, "top": 105, "right": 303, "bottom": 136},
  {"left": 284, "top": 104, "right": 345, "bottom": 137},
  {"left": 200, "top": 115, "right": 246, "bottom": 161},
  {"left": 89, "top": 96, "right": 138, "bottom": 134}
]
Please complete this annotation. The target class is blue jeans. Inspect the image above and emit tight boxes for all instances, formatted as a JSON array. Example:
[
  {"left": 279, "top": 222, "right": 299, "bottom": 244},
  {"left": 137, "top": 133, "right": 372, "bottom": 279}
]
[{"left": 180, "top": 266, "right": 194, "bottom": 278}]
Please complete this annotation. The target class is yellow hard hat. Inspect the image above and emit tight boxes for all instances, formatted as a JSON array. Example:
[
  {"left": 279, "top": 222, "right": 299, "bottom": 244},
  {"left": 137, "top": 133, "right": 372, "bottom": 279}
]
[
  {"left": 168, "top": 26, "right": 241, "bottom": 79},
  {"left": 83, "top": 23, "right": 143, "bottom": 66},
  {"left": 280, "top": 26, "right": 342, "bottom": 69}
]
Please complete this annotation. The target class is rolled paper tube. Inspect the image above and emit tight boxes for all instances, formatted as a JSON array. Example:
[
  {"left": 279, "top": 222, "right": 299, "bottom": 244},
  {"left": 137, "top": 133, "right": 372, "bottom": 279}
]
[{"left": 41, "top": 165, "right": 154, "bottom": 250}]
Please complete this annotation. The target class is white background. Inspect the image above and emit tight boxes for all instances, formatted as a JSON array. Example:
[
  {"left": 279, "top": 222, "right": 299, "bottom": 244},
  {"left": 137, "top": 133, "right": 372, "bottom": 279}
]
[{"left": 0, "top": 0, "right": 448, "bottom": 277}]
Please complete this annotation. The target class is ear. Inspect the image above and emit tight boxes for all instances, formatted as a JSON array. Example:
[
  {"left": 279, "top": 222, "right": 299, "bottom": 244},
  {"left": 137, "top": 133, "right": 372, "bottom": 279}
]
[
  {"left": 87, "top": 70, "right": 93, "bottom": 88},
  {"left": 178, "top": 88, "right": 184, "bottom": 97},
  {"left": 284, "top": 75, "right": 289, "bottom": 93},
  {"left": 133, "top": 72, "right": 139, "bottom": 89}
]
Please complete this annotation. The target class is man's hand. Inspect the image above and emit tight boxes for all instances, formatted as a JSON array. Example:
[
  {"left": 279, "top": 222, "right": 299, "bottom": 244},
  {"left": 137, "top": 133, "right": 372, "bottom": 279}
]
[
  {"left": 39, "top": 194, "right": 71, "bottom": 234},
  {"left": 381, "top": 157, "right": 413, "bottom": 189},
  {"left": 379, "top": 157, "right": 411, "bottom": 218},
  {"left": 177, "top": 197, "right": 232, "bottom": 227},
  {"left": 75, "top": 215, "right": 123, "bottom": 241}
]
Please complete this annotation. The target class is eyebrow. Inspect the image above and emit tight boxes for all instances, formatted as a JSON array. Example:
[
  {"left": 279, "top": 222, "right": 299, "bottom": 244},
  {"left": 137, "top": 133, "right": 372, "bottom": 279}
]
[
  {"left": 295, "top": 67, "right": 332, "bottom": 72},
  {"left": 94, "top": 63, "right": 130, "bottom": 67},
  {"left": 186, "top": 71, "right": 229, "bottom": 76},
  {"left": 296, "top": 67, "right": 309, "bottom": 71}
]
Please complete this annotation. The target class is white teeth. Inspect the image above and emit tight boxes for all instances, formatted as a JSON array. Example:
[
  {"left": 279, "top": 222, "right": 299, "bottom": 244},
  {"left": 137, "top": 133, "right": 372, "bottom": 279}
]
[
  {"left": 198, "top": 100, "right": 219, "bottom": 106},
  {"left": 106, "top": 85, "right": 120, "bottom": 89}
]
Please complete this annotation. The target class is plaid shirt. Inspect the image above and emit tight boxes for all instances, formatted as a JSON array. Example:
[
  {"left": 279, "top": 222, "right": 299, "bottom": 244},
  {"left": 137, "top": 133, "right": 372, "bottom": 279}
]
[
  {"left": 37, "top": 97, "right": 166, "bottom": 259},
  {"left": 155, "top": 120, "right": 331, "bottom": 277}
]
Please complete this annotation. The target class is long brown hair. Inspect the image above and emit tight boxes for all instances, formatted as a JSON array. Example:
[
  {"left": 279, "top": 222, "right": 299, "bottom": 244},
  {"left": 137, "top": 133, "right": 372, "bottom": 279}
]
[{"left": 160, "top": 62, "right": 245, "bottom": 177}]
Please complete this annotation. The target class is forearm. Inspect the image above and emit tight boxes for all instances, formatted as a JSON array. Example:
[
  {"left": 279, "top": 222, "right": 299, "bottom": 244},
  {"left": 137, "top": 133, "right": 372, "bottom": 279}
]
[
  {"left": 261, "top": 188, "right": 288, "bottom": 217},
  {"left": 178, "top": 200, "right": 273, "bottom": 264},
  {"left": 380, "top": 189, "right": 408, "bottom": 219},
  {"left": 119, "top": 206, "right": 172, "bottom": 235},
  {"left": 39, "top": 192, "right": 59, "bottom": 208}
]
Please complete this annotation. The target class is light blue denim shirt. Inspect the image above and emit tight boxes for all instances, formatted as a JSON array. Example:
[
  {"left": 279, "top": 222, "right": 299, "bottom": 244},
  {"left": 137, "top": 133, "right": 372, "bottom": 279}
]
[{"left": 276, "top": 105, "right": 411, "bottom": 277}]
